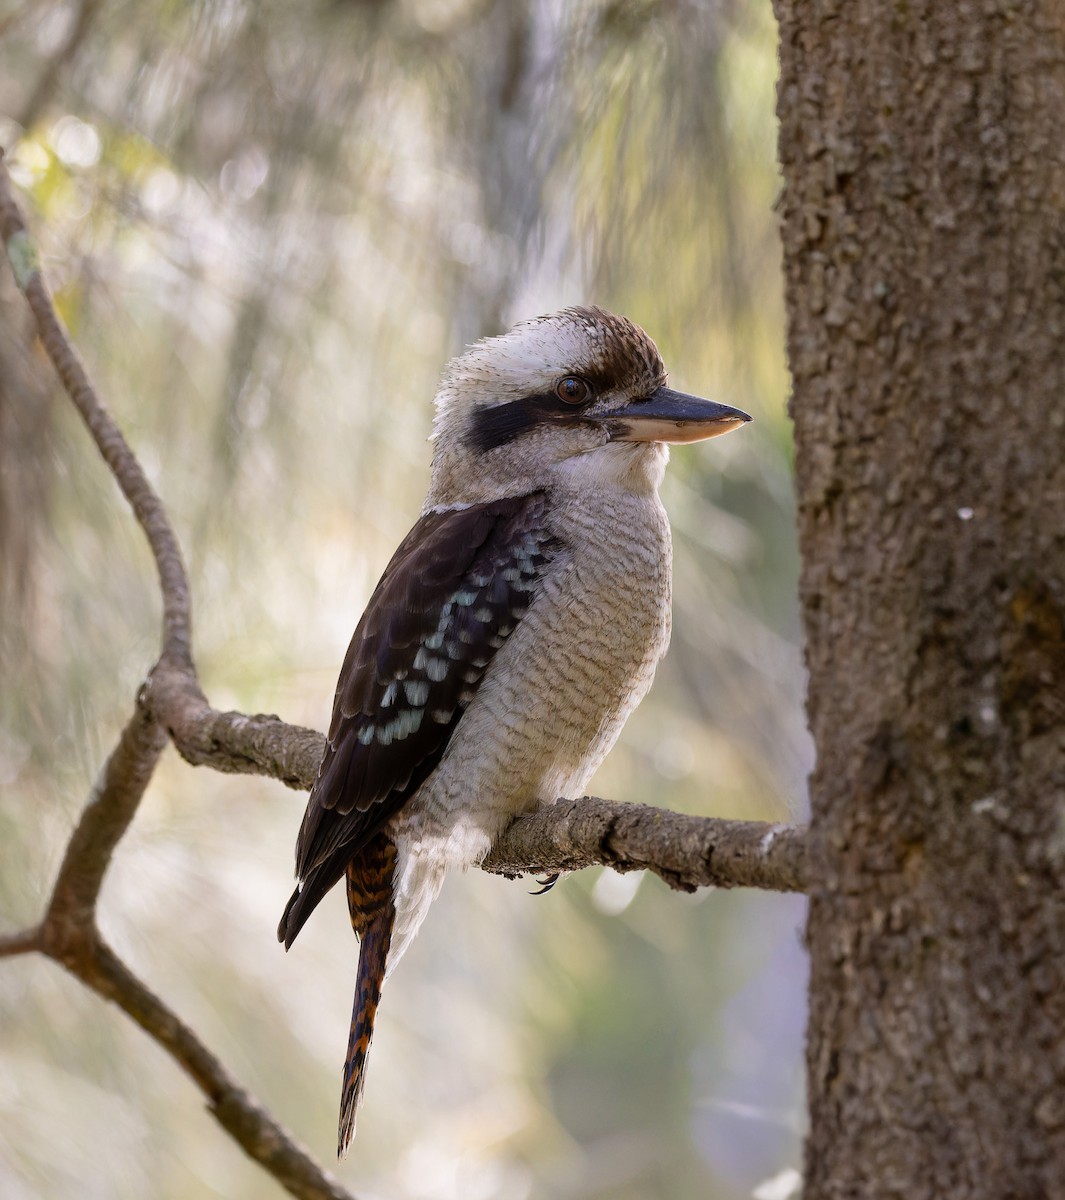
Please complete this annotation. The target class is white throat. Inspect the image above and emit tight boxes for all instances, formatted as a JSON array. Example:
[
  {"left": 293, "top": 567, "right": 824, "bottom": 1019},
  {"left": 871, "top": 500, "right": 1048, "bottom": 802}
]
[{"left": 553, "top": 439, "right": 669, "bottom": 498}]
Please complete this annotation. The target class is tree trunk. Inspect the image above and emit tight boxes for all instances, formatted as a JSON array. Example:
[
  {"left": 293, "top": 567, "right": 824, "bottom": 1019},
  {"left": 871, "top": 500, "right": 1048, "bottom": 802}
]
[{"left": 773, "top": 3, "right": 1065, "bottom": 1196}]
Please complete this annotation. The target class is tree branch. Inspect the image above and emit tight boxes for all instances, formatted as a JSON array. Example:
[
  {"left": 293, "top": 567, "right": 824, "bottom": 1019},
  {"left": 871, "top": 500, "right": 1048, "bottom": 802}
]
[
  {"left": 144, "top": 660, "right": 809, "bottom": 893},
  {"left": 1, "top": 701, "right": 358, "bottom": 1200},
  {"left": 19, "top": 696, "right": 359, "bottom": 1200},
  {"left": 483, "top": 798, "right": 807, "bottom": 893}
]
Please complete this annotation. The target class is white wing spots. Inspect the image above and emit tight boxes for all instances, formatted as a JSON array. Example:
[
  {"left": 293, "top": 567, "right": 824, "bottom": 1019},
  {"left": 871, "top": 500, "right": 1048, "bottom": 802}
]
[
  {"left": 375, "top": 706, "right": 426, "bottom": 745},
  {"left": 425, "top": 656, "right": 449, "bottom": 682},
  {"left": 358, "top": 707, "right": 430, "bottom": 748},
  {"left": 507, "top": 534, "right": 545, "bottom": 593},
  {"left": 413, "top": 644, "right": 449, "bottom": 674},
  {"left": 396, "top": 707, "right": 425, "bottom": 738},
  {"left": 362, "top": 523, "right": 553, "bottom": 756}
]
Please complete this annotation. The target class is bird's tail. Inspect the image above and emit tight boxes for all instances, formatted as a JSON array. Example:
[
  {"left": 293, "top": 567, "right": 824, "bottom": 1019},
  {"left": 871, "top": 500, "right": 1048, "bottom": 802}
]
[{"left": 338, "top": 836, "right": 397, "bottom": 1158}]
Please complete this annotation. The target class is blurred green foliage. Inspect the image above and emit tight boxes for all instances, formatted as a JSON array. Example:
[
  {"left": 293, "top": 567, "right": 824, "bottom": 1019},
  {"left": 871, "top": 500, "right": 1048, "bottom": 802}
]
[{"left": 0, "top": 2, "right": 808, "bottom": 1198}]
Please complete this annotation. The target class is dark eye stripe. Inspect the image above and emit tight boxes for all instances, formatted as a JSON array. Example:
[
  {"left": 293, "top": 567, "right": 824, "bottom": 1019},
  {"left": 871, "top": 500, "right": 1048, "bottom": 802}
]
[{"left": 468, "top": 390, "right": 591, "bottom": 452}]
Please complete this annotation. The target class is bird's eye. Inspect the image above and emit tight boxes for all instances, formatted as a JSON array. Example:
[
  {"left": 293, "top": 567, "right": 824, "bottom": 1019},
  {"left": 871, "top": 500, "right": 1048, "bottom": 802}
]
[{"left": 555, "top": 376, "right": 591, "bottom": 405}]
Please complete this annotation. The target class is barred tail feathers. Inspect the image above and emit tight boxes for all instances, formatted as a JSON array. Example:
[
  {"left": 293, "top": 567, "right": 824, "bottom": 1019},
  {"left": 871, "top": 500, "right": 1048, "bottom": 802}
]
[
  {"left": 337, "top": 833, "right": 463, "bottom": 1154},
  {"left": 338, "top": 898, "right": 394, "bottom": 1157},
  {"left": 338, "top": 835, "right": 398, "bottom": 1157}
]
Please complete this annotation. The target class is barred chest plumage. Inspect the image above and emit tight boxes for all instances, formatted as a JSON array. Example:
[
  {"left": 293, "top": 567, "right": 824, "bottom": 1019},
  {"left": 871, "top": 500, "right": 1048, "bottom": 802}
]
[{"left": 387, "top": 469, "right": 673, "bottom": 963}]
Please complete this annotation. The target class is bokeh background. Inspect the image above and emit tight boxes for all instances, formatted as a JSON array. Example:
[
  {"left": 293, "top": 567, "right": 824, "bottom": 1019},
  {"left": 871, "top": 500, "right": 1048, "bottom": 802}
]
[{"left": 0, "top": 2, "right": 810, "bottom": 1198}]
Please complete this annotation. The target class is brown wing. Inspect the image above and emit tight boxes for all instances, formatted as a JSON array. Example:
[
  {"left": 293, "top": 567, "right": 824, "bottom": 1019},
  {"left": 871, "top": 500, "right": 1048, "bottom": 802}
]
[{"left": 278, "top": 491, "right": 560, "bottom": 947}]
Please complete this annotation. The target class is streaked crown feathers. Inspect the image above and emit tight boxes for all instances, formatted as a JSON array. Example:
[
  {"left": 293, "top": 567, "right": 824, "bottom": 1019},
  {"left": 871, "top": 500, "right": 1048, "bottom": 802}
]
[{"left": 432, "top": 305, "right": 665, "bottom": 435}]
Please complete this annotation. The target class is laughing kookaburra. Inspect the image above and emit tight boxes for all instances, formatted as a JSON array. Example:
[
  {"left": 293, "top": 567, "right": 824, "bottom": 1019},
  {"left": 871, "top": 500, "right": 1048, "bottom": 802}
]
[{"left": 278, "top": 305, "right": 750, "bottom": 1155}]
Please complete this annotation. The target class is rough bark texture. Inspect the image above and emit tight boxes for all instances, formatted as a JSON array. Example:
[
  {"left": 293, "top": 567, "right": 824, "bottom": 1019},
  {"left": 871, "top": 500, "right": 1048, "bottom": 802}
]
[
  {"left": 483, "top": 798, "right": 807, "bottom": 894},
  {"left": 774, "top": 2, "right": 1065, "bottom": 1197}
]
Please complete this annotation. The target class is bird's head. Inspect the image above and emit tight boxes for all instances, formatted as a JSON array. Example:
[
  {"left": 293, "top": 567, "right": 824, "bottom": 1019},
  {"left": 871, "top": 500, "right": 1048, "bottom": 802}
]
[{"left": 426, "top": 306, "right": 750, "bottom": 507}]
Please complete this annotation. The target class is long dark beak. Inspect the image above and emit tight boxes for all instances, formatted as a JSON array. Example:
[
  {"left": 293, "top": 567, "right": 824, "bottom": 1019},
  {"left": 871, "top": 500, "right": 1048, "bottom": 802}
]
[{"left": 603, "top": 385, "right": 752, "bottom": 445}]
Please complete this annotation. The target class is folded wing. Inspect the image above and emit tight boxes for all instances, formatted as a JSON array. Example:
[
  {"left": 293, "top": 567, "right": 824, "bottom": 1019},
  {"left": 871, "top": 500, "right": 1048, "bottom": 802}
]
[{"left": 278, "top": 491, "right": 561, "bottom": 947}]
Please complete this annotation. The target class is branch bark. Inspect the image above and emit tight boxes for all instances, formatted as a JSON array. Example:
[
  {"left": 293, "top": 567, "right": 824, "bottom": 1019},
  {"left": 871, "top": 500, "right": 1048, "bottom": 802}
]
[
  {"left": 0, "top": 152, "right": 807, "bottom": 1197},
  {"left": 483, "top": 797, "right": 807, "bottom": 893}
]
